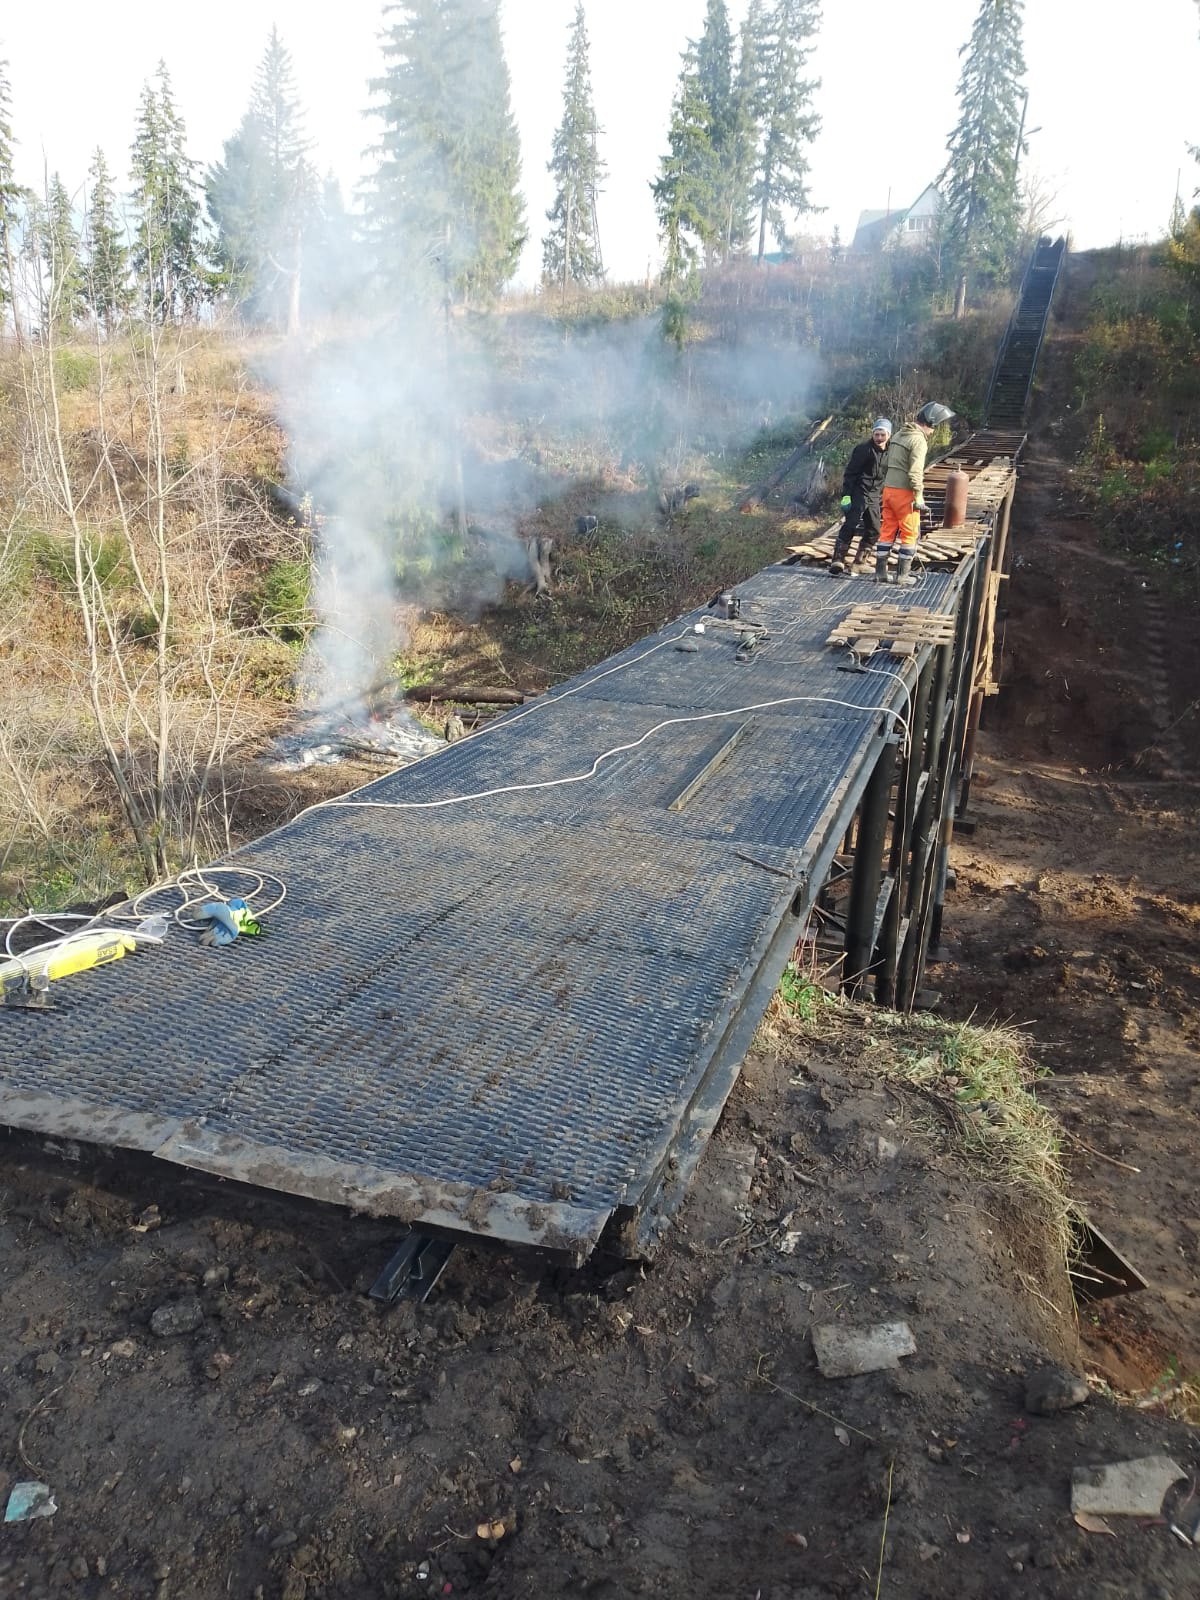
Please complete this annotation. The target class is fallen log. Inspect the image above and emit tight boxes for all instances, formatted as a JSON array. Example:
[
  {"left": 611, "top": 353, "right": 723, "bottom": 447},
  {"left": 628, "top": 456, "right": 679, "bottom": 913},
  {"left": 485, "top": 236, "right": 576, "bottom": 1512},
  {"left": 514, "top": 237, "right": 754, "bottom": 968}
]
[
  {"left": 404, "top": 684, "right": 527, "bottom": 706},
  {"left": 734, "top": 412, "right": 836, "bottom": 511}
]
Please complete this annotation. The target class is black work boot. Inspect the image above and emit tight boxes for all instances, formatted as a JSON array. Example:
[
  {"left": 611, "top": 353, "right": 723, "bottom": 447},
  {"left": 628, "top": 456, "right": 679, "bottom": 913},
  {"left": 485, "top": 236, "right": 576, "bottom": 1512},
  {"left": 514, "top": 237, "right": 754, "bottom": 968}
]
[
  {"left": 874, "top": 550, "right": 890, "bottom": 584},
  {"left": 895, "top": 555, "right": 917, "bottom": 588},
  {"left": 829, "top": 539, "right": 852, "bottom": 576}
]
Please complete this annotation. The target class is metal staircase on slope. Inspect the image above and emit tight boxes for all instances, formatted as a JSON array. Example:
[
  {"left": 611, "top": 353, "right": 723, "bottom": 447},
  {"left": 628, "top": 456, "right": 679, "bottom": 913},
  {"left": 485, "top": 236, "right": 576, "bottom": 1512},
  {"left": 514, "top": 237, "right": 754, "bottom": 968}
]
[{"left": 984, "top": 237, "right": 1067, "bottom": 428}]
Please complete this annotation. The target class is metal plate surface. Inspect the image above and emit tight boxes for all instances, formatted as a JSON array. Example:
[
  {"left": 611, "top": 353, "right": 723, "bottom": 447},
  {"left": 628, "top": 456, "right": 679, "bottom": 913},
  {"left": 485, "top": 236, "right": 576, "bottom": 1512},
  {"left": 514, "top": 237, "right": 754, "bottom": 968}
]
[{"left": 0, "top": 564, "right": 964, "bottom": 1259}]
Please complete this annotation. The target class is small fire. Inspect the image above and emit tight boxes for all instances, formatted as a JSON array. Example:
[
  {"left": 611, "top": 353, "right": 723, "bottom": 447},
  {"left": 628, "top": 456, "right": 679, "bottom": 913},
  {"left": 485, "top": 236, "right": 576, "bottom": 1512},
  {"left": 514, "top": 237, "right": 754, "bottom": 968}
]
[{"left": 268, "top": 697, "right": 441, "bottom": 771}]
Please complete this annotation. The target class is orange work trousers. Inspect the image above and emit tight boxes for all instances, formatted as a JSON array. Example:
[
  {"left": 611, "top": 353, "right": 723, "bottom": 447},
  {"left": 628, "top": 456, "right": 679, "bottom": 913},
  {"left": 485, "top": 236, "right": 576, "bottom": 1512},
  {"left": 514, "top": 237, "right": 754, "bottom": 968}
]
[{"left": 879, "top": 486, "right": 921, "bottom": 551}]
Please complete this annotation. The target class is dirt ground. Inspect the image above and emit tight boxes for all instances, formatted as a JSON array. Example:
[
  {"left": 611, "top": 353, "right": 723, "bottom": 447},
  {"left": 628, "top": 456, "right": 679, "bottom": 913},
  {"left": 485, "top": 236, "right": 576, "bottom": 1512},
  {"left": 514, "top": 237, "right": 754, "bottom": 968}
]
[
  {"left": 2, "top": 1003, "right": 1199, "bottom": 1600},
  {"left": 933, "top": 438, "right": 1200, "bottom": 1396}
]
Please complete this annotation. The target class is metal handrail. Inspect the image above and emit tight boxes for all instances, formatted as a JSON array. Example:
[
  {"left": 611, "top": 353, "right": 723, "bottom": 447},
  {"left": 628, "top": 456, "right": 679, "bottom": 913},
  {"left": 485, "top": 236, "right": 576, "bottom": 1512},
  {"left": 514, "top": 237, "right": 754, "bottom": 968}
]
[
  {"left": 983, "top": 248, "right": 1038, "bottom": 422},
  {"left": 1014, "top": 238, "right": 1067, "bottom": 422}
]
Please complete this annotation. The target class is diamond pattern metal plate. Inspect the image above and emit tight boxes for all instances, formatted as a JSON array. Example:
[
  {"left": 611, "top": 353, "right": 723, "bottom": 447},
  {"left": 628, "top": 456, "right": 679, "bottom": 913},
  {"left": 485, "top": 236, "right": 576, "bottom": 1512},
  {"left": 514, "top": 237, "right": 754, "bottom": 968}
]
[{"left": 0, "top": 563, "right": 962, "bottom": 1260}]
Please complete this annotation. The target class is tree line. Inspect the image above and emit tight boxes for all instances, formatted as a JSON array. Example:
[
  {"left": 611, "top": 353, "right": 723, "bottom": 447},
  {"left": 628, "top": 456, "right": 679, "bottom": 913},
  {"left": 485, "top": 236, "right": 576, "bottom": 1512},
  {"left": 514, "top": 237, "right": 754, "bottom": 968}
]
[{"left": 0, "top": 0, "right": 1043, "bottom": 338}]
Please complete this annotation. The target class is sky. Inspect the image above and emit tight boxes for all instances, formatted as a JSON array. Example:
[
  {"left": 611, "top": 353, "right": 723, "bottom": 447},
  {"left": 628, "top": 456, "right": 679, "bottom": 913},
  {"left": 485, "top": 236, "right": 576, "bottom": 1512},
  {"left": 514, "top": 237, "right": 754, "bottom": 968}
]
[{"left": 3, "top": 0, "right": 1198, "bottom": 286}]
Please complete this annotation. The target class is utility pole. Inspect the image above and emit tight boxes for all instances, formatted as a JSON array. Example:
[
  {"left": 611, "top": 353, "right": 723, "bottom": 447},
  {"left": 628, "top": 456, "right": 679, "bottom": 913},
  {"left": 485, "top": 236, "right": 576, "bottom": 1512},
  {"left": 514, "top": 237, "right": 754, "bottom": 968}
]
[{"left": 1013, "top": 89, "right": 1040, "bottom": 174}]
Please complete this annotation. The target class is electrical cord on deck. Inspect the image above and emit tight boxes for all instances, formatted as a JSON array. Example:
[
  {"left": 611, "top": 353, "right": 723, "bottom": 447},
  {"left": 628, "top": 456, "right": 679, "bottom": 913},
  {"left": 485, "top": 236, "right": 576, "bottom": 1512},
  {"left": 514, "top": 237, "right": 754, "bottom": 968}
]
[
  {"left": 2, "top": 867, "right": 288, "bottom": 977},
  {"left": 461, "top": 627, "right": 697, "bottom": 745},
  {"left": 848, "top": 659, "right": 916, "bottom": 745},
  {"left": 303, "top": 693, "right": 911, "bottom": 818},
  {"left": 126, "top": 866, "right": 288, "bottom": 930},
  {"left": 1, "top": 594, "right": 922, "bottom": 958}
]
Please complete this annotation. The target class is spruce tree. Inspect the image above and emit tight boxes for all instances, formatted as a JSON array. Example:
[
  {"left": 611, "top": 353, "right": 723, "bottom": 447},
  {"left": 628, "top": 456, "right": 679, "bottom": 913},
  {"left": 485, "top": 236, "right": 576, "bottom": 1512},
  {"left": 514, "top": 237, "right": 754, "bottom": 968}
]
[
  {"left": 752, "top": 0, "right": 821, "bottom": 264},
  {"left": 39, "top": 173, "right": 85, "bottom": 333},
  {"left": 653, "top": 2, "right": 749, "bottom": 274},
  {"left": 207, "top": 27, "right": 316, "bottom": 329},
  {"left": 696, "top": 0, "right": 735, "bottom": 158},
  {"left": 941, "top": 0, "right": 1027, "bottom": 316},
  {"left": 366, "top": 0, "right": 527, "bottom": 306},
  {"left": 306, "top": 174, "right": 363, "bottom": 316},
  {"left": 130, "top": 63, "right": 207, "bottom": 321},
  {"left": 542, "top": 2, "right": 606, "bottom": 290},
  {"left": 652, "top": 48, "right": 715, "bottom": 289},
  {"left": 726, "top": 0, "right": 767, "bottom": 257},
  {"left": 83, "top": 149, "right": 131, "bottom": 332},
  {"left": 0, "top": 55, "right": 26, "bottom": 337}
]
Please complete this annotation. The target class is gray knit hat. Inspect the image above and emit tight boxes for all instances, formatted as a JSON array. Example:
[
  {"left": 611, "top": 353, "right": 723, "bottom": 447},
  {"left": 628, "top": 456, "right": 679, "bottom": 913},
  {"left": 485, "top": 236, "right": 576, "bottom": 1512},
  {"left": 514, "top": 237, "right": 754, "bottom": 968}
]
[{"left": 872, "top": 417, "right": 893, "bottom": 435}]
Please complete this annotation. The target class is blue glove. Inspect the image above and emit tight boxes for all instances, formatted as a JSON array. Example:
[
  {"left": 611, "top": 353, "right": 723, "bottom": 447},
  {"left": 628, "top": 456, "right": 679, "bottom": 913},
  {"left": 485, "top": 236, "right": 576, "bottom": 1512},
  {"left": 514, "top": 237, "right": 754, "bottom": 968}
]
[{"left": 198, "top": 901, "right": 242, "bottom": 948}]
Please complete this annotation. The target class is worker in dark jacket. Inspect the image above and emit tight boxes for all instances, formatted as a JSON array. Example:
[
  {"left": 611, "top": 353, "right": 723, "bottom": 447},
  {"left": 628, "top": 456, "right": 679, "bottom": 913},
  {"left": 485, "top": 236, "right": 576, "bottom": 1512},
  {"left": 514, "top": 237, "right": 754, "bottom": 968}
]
[{"left": 829, "top": 419, "right": 891, "bottom": 576}]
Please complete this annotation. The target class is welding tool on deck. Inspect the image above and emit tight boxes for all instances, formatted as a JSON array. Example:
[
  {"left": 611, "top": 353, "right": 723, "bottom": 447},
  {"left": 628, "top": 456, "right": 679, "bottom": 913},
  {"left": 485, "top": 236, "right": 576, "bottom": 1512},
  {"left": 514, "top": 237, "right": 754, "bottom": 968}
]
[
  {"left": 707, "top": 589, "right": 742, "bottom": 620},
  {"left": 124, "top": 866, "right": 285, "bottom": 941},
  {"left": 1, "top": 917, "right": 166, "bottom": 1009}
]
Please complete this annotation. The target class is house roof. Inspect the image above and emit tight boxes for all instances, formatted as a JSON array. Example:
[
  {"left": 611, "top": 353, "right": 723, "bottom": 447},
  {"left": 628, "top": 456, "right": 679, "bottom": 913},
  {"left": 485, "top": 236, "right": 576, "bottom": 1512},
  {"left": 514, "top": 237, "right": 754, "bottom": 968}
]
[{"left": 851, "top": 185, "right": 943, "bottom": 250}]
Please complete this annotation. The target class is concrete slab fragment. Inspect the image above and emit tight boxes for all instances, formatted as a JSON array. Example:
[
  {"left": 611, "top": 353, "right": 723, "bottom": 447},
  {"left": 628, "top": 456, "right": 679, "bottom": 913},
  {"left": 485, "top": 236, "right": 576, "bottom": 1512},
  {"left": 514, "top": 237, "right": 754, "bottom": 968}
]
[
  {"left": 812, "top": 1321, "right": 916, "bottom": 1378},
  {"left": 1071, "top": 1456, "right": 1187, "bottom": 1518}
]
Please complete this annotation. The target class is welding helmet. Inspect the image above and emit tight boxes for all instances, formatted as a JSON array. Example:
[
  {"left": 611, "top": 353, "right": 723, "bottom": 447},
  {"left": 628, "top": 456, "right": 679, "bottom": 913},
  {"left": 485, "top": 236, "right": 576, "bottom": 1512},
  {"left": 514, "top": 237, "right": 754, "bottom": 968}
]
[{"left": 916, "top": 402, "right": 955, "bottom": 428}]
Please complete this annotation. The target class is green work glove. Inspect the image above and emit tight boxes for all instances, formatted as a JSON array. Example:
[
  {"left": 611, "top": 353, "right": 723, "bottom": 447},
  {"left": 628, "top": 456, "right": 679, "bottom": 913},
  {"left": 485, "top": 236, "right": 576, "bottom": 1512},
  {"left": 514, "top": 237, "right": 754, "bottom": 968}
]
[{"left": 840, "top": 495, "right": 852, "bottom": 509}]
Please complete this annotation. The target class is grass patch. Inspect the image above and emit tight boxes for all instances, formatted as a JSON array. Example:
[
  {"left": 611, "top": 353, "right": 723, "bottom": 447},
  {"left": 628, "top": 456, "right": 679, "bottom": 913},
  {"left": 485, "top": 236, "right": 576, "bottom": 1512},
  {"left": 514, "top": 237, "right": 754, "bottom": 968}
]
[
  {"left": 873, "top": 1014, "right": 1072, "bottom": 1264},
  {"left": 760, "top": 992, "right": 1075, "bottom": 1280},
  {"left": 775, "top": 959, "right": 828, "bottom": 1022},
  {"left": 1133, "top": 1359, "right": 1200, "bottom": 1427},
  {"left": 31, "top": 529, "right": 126, "bottom": 593}
]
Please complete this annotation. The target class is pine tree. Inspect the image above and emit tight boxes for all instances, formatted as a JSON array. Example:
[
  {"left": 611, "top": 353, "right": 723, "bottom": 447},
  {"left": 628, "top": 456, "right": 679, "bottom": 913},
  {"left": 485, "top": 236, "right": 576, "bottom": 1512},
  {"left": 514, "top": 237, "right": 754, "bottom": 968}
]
[
  {"left": 366, "top": 0, "right": 527, "bottom": 306},
  {"left": 0, "top": 55, "right": 27, "bottom": 337},
  {"left": 38, "top": 173, "right": 86, "bottom": 333},
  {"left": 207, "top": 27, "right": 316, "bottom": 329},
  {"left": 941, "top": 0, "right": 1027, "bottom": 316},
  {"left": 752, "top": 0, "right": 822, "bottom": 264},
  {"left": 83, "top": 149, "right": 131, "bottom": 331},
  {"left": 130, "top": 63, "right": 208, "bottom": 321},
  {"left": 542, "top": 2, "right": 606, "bottom": 290}
]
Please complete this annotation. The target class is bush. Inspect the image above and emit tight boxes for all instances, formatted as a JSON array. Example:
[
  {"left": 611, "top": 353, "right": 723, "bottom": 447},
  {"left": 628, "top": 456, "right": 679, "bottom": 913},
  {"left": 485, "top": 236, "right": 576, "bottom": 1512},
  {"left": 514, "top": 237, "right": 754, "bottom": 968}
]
[
  {"left": 256, "top": 557, "right": 312, "bottom": 642},
  {"left": 52, "top": 348, "right": 96, "bottom": 392},
  {"left": 1134, "top": 426, "right": 1174, "bottom": 464},
  {"left": 32, "top": 530, "right": 125, "bottom": 592},
  {"left": 1096, "top": 469, "right": 1133, "bottom": 507}
]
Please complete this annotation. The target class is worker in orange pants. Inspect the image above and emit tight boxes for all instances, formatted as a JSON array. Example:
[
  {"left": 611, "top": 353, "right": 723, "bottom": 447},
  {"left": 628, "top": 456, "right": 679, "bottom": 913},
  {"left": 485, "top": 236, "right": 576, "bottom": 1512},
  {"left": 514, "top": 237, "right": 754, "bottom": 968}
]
[{"left": 875, "top": 402, "right": 955, "bottom": 586}]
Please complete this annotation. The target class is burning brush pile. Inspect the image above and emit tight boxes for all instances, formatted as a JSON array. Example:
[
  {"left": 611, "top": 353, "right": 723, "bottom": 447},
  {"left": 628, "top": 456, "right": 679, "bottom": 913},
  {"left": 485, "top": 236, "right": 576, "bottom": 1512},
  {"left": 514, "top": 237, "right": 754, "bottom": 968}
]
[{"left": 267, "top": 686, "right": 443, "bottom": 772}]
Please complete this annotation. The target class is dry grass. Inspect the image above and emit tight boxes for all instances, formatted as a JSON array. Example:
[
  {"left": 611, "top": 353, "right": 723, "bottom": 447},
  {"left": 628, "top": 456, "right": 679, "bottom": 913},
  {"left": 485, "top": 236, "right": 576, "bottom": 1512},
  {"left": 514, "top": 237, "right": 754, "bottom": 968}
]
[
  {"left": 870, "top": 1012, "right": 1074, "bottom": 1267},
  {"left": 760, "top": 985, "right": 1076, "bottom": 1279}
]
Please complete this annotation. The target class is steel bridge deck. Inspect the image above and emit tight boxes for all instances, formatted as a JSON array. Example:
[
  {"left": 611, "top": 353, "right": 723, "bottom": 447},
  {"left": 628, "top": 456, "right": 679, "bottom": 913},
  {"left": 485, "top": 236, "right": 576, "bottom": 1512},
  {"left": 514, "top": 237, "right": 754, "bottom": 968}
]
[{"left": 0, "top": 564, "right": 966, "bottom": 1263}]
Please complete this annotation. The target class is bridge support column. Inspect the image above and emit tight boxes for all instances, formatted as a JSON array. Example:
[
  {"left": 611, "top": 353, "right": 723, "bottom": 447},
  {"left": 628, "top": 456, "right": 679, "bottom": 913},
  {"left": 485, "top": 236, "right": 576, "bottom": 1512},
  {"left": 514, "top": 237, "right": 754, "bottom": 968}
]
[{"left": 843, "top": 735, "right": 899, "bottom": 998}]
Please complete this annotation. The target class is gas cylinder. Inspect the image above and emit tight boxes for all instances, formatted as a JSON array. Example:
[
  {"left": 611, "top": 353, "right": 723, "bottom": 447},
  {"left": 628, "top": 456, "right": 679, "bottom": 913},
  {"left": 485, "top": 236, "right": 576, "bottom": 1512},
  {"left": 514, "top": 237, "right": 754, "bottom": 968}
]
[{"left": 942, "top": 469, "right": 969, "bottom": 529}]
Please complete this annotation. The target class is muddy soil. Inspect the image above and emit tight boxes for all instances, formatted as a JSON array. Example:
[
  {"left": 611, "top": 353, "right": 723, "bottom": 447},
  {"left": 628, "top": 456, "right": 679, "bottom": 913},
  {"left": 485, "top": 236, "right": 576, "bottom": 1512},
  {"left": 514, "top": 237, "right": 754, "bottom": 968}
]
[
  {"left": 934, "top": 440, "right": 1200, "bottom": 1392},
  {"left": 2, "top": 1008, "right": 1198, "bottom": 1600}
]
